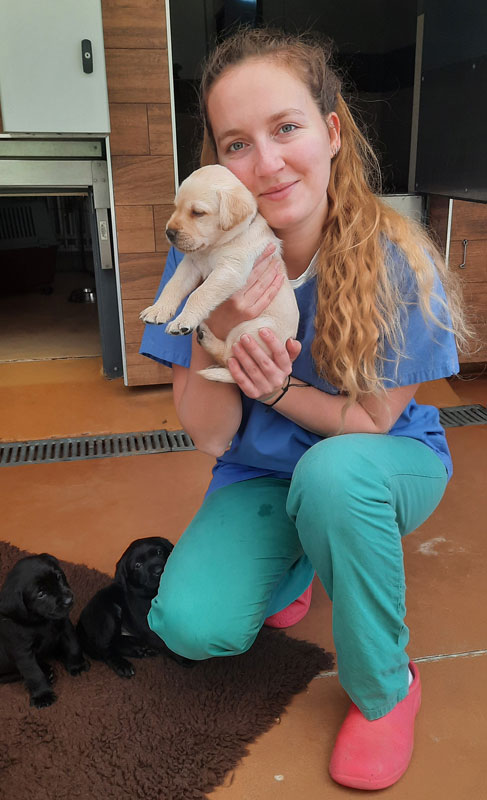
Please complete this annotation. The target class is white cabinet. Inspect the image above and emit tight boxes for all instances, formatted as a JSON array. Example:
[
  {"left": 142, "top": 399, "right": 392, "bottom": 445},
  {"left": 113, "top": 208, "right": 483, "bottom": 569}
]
[{"left": 0, "top": 0, "right": 110, "bottom": 134}]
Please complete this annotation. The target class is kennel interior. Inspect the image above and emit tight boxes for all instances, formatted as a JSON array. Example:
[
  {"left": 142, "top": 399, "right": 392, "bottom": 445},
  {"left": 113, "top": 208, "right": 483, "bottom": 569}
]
[{"left": 0, "top": 194, "right": 101, "bottom": 363}]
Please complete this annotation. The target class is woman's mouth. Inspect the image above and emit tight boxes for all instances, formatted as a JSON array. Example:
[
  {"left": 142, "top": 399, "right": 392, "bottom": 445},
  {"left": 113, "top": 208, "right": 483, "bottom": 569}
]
[{"left": 260, "top": 181, "right": 298, "bottom": 201}]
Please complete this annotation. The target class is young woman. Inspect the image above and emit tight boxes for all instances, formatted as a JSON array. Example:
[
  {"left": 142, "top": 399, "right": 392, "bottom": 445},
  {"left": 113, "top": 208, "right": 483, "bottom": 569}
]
[{"left": 140, "top": 28, "right": 468, "bottom": 791}]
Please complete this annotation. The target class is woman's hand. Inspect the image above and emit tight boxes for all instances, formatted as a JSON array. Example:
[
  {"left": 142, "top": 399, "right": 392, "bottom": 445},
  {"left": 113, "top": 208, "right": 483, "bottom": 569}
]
[
  {"left": 204, "top": 244, "right": 283, "bottom": 340},
  {"left": 228, "top": 328, "right": 302, "bottom": 401}
]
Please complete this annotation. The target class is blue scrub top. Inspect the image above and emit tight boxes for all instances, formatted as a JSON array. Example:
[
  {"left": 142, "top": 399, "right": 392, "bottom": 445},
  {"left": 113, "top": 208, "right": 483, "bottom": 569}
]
[{"left": 140, "top": 245, "right": 459, "bottom": 492}]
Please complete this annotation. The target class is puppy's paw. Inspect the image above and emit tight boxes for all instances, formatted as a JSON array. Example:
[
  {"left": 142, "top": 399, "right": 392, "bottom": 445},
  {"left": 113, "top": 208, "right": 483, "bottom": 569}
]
[
  {"left": 31, "top": 689, "right": 57, "bottom": 709},
  {"left": 196, "top": 323, "right": 210, "bottom": 344},
  {"left": 110, "top": 657, "right": 135, "bottom": 679},
  {"left": 163, "top": 647, "right": 196, "bottom": 668},
  {"left": 66, "top": 657, "right": 90, "bottom": 676},
  {"left": 144, "top": 648, "right": 161, "bottom": 658},
  {"left": 130, "top": 645, "right": 159, "bottom": 658},
  {"left": 40, "top": 661, "right": 55, "bottom": 684},
  {"left": 165, "top": 316, "right": 196, "bottom": 336},
  {"left": 140, "top": 304, "right": 171, "bottom": 326}
]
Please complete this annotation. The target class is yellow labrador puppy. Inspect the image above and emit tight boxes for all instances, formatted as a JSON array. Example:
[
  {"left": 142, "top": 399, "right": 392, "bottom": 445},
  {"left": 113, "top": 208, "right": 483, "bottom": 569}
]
[{"left": 140, "top": 164, "right": 299, "bottom": 382}]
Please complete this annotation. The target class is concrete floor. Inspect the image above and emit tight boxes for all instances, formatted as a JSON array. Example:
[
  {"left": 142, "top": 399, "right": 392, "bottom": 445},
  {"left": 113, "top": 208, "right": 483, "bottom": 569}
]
[
  {"left": 0, "top": 272, "right": 101, "bottom": 363},
  {"left": 1, "top": 357, "right": 486, "bottom": 799}
]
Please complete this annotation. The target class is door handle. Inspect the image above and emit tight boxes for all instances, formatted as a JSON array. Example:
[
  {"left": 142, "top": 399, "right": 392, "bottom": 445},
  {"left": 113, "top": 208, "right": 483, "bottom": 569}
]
[
  {"left": 96, "top": 208, "right": 113, "bottom": 270},
  {"left": 81, "top": 40, "right": 93, "bottom": 74},
  {"left": 458, "top": 239, "right": 468, "bottom": 269}
]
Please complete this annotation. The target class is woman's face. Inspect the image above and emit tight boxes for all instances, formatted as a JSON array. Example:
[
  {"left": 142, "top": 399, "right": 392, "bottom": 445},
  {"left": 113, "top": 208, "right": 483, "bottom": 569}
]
[{"left": 206, "top": 59, "right": 340, "bottom": 245}]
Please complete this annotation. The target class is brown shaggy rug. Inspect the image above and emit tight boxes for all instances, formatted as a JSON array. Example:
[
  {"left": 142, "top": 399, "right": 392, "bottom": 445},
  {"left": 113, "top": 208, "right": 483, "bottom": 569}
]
[{"left": 0, "top": 541, "right": 333, "bottom": 800}]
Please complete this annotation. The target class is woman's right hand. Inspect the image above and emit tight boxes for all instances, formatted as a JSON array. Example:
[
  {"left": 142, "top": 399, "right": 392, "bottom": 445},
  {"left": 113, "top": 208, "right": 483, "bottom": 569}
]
[{"left": 204, "top": 244, "right": 284, "bottom": 340}]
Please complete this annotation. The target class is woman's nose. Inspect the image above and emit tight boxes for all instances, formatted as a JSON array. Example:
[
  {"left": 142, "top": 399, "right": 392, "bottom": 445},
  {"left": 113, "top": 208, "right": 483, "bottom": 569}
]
[{"left": 254, "top": 142, "right": 285, "bottom": 176}]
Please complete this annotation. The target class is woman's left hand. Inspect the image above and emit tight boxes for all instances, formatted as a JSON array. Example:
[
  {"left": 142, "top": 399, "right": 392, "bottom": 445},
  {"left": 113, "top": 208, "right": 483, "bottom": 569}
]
[{"left": 227, "top": 328, "right": 302, "bottom": 401}]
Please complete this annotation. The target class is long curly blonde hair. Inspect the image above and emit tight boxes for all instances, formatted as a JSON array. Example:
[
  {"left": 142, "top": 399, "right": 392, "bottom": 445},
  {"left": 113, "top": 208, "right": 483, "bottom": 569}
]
[{"left": 199, "top": 27, "right": 470, "bottom": 403}]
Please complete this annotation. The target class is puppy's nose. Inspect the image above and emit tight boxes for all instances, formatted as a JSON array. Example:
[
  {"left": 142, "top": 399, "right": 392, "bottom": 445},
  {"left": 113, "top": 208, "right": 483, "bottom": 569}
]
[
  {"left": 63, "top": 594, "right": 74, "bottom": 607},
  {"left": 166, "top": 227, "right": 178, "bottom": 243},
  {"left": 153, "top": 565, "right": 163, "bottom": 577}
]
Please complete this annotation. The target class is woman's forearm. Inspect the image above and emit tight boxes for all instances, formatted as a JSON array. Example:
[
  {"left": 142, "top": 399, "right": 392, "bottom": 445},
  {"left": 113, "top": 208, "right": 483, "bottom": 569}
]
[
  {"left": 262, "top": 379, "right": 418, "bottom": 436},
  {"left": 173, "top": 334, "right": 243, "bottom": 457}
]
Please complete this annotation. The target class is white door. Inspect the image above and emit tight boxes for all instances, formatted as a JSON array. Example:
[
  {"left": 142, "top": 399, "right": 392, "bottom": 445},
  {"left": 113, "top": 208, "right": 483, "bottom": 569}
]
[{"left": 0, "top": 0, "right": 110, "bottom": 134}]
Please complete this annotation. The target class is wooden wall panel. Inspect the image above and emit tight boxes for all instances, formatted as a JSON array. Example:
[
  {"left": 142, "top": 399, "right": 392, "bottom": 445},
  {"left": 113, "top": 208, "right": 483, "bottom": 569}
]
[
  {"left": 108, "top": 104, "right": 150, "bottom": 155},
  {"left": 111, "top": 155, "right": 174, "bottom": 205},
  {"left": 428, "top": 195, "right": 487, "bottom": 366},
  {"left": 102, "top": 0, "right": 176, "bottom": 385},
  {"left": 147, "top": 104, "right": 173, "bottom": 154},
  {"left": 116, "top": 207, "right": 155, "bottom": 254},
  {"left": 122, "top": 299, "right": 173, "bottom": 386},
  {"left": 118, "top": 253, "right": 168, "bottom": 298},
  {"left": 102, "top": 0, "right": 166, "bottom": 49},
  {"left": 124, "top": 360, "right": 172, "bottom": 385},
  {"left": 106, "top": 50, "right": 169, "bottom": 103}
]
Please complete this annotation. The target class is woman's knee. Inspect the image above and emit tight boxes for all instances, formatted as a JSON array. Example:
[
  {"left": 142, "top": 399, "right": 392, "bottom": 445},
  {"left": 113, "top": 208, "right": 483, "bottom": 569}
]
[
  {"left": 287, "top": 435, "right": 393, "bottom": 556},
  {"left": 148, "top": 587, "right": 260, "bottom": 661},
  {"left": 290, "top": 435, "right": 382, "bottom": 507}
]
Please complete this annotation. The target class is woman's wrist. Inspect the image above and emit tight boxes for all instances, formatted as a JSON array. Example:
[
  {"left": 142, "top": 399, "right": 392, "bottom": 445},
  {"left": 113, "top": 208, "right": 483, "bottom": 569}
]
[{"left": 260, "top": 375, "right": 310, "bottom": 406}]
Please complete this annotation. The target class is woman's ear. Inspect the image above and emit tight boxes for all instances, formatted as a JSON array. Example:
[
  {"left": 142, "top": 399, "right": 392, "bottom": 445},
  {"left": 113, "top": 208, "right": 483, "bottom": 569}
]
[{"left": 326, "top": 112, "right": 341, "bottom": 157}]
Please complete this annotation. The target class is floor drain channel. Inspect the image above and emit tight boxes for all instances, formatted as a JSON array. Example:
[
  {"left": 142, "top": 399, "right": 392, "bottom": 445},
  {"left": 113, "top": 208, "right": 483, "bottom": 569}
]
[
  {"left": 439, "top": 404, "right": 487, "bottom": 428},
  {"left": 0, "top": 429, "right": 195, "bottom": 467},
  {"left": 1, "top": 406, "right": 484, "bottom": 467}
]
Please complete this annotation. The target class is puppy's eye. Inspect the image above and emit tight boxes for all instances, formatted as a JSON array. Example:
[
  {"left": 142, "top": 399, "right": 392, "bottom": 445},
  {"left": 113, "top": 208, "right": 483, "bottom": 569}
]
[
  {"left": 191, "top": 209, "right": 206, "bottom": 217},
  {"left": 134, "top": 562, "right": 142, "bottom": 569},
  {"left": 156, "top": 548, "right": 162, "bottom": 556},
  {"left": 37, "top": 590, "right": 46, "bottom": 599},
  {"left": 56, "top": 573, "right": 62, "bottom": 581}
]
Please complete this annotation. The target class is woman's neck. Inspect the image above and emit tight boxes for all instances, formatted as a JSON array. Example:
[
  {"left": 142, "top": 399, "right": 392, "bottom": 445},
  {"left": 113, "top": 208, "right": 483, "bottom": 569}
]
[
  {"left": 276, "top": 205, "right": 327, "bottom": 280},
  {"left": 279, "top": 229, "right": 322, "bottom": 280}
]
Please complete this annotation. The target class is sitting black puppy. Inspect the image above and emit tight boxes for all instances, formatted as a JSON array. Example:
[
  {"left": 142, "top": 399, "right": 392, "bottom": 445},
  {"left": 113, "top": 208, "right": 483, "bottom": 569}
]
[
  {"left": 77, "top": 536, "right": 190, "bottom": 677},
  {"left": 0, "top": 553, "right": 90, "bottom": 708}
]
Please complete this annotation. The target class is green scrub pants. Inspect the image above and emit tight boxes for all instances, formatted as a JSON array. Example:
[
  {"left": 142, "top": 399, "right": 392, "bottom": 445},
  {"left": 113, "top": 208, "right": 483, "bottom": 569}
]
[{"left": 148, "top": 433, "right": 448, "bottom": 720}]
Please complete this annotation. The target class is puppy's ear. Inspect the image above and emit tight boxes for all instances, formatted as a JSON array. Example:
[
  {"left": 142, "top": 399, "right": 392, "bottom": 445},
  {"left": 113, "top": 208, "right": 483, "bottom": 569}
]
[
  {"left": 156, "top": 537, "right": 174, "bottom": 556},
  {"left": 218, "top": 186, "right": 256, "bottom": 231},
  {"left": 114, "top": 551, "right": 130, "bottom": 589},
  {"left": 0, "top": 577, "right": 28, "bottom": 622}
]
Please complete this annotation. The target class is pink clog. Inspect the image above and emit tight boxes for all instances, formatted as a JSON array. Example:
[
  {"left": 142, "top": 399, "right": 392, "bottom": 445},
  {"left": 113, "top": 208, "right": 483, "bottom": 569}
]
[
  {"left": 329, "top": 661, "right": 421, "bottom": 790},
  {"left": 264, "top": 584, "right": 313, "bottom": 628}
]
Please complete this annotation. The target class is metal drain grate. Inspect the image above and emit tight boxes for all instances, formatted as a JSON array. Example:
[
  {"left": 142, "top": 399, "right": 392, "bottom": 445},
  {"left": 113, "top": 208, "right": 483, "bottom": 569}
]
[
  {"left": 0, "top": 429, "right": 195, "bottom": 467},
  {"left": 439, "top": 404, "right": 487, "bottom": 428}
]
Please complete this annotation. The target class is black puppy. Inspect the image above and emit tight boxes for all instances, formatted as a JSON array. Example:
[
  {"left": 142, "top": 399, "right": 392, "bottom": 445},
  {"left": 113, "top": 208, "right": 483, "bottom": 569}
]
[
  {"left": 77, "top": 536, "right": 189, "bottom": 677},
  {"left": 0, "top": 553, "right": 90, "bottom": 708}
]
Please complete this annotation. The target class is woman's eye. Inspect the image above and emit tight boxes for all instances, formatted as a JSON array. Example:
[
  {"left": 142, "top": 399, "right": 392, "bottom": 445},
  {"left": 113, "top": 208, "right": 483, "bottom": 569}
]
[
  {"left": 279, "top": 123, "right": 297, "bottom": 134},
  {"left": 228, "top": 141, "right": 245, "bottom": 152}
]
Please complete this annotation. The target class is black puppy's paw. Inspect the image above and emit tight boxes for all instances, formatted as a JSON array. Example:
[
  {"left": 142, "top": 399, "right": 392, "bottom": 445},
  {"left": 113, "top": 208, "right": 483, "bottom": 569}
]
[
  {"left": 66, "top": 657, "right": 91, "bottom": 676},
  {"left": 164, "top": 649, "right": 196, "bottom": 668},
  {"left": 31, "top": 689, "right": 57, "bottom": 709},
  {"left": 39, "top": 661, "right": 55, "bottom": 684},
  {"left": 142, "top": 647, "right": 161, "bottom": 658},
  {"left": 110, "top": 657, "right": 135, "bottom": 678},
  {"left": 130, "top": 645, "right": 159, "bottom": 658}
]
